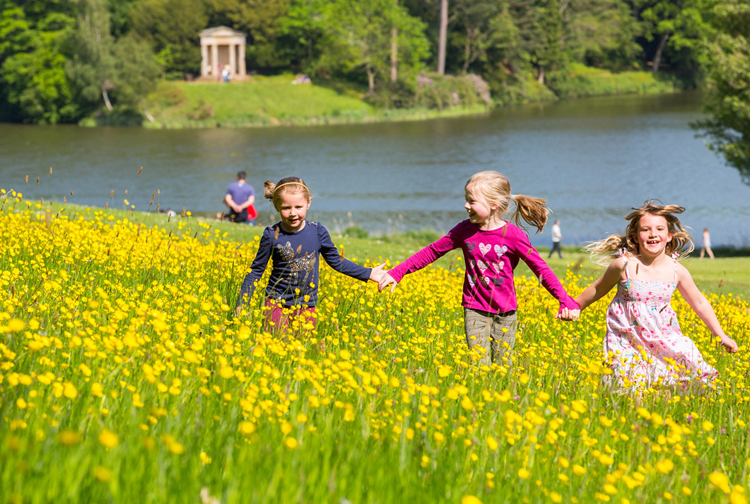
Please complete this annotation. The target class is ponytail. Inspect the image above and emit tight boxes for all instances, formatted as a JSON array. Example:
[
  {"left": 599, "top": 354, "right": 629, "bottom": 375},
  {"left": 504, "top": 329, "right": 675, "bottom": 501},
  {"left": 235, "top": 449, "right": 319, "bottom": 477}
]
[{"left": 510, "top": 194, "right": 550, "bottom": 234}]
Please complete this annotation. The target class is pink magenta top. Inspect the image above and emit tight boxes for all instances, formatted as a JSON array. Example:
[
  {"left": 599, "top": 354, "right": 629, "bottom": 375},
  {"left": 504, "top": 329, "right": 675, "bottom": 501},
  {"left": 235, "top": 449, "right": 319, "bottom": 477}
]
[{"left": 387, "top": 220, "right": 579, "bottom": 314}]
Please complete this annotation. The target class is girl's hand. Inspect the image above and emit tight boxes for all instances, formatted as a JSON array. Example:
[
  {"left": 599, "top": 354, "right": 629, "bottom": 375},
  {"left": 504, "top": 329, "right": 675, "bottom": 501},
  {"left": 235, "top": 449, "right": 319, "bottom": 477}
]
[
  {"left": 378, "top": 273, "right": 397, "bottom": 293},
  {"left": 556, "top": 307, "right": 580, "bottom": 321},
  {"left": 369, "top": 263, "right": 387, "bottom": 284},
  {"left": 720, "top": 335, "right": 739, "bottom": 353}
]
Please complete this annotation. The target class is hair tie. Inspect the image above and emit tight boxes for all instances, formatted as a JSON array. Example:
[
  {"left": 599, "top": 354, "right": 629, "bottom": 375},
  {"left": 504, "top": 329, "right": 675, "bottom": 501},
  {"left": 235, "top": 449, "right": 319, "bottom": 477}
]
[
  {"left": 510, "top": 193, "right": 515, "bottom": 200},
  {"left": 274, "top": 182, "right": 308, "bottom": 193}
]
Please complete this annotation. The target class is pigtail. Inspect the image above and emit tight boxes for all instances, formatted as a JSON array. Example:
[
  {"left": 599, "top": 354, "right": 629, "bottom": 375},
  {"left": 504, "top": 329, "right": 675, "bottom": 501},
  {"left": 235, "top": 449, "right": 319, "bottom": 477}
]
[
  {"left": 584, "top": 234, "right": 630, "bottom": 266},
  {"left": 510, "top": 194, "right": 550, "bottom": 234},
  {"left": 263, "top": 180, "right": 276, "bottom": 200}
]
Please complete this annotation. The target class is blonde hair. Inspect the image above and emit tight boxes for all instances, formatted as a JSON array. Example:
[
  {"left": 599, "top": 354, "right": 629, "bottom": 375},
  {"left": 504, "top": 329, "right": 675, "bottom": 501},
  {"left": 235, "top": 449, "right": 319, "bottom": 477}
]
[
  {"left": 586, "top": 200, "right": 694, "bottom": 265},
  {"left": 465, "top": 171, "right": 550, "bottom": 233},
  {"left": 264, "top": 176, "right": 311, "bottom": 210}
]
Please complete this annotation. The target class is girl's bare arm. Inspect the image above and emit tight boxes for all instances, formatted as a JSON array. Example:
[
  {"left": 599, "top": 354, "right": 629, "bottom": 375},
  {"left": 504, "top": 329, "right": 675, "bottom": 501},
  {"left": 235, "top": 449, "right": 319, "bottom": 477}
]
[
  {"left": 676, "top": 264, "right": 738, "bottom": 352},
  {"left": 575, "top": 257, "right": 627, "bottom": 311}
]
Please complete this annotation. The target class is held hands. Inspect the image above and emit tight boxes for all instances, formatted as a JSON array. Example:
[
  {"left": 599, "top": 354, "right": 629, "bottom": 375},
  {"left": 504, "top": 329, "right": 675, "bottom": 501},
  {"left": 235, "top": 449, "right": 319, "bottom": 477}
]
[
  {"left": 368, "top": 263, "right": 398, "bottom": 293},
  {"left": 378, "top": 272, "right": 397, "bottom": 293},
  {"left": 369, "top": 263, "right": 388, "bottom": 285},
  {"left": 557, "top": 306, "right": 581, "bottom": 322}
]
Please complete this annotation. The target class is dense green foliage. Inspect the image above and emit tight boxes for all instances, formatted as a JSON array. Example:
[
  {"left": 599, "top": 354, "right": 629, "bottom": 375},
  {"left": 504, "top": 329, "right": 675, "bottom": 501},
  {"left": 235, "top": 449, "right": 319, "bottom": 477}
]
[{"left": 692, "top": 0, "right": 750, "bottom": 183}]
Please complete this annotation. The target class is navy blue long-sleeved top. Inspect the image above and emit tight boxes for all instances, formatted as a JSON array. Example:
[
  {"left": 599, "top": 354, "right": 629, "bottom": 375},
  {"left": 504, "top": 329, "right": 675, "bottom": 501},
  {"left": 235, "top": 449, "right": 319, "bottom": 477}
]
[{"left": 236, "top": 221, "right": 371, "bottom": 308}]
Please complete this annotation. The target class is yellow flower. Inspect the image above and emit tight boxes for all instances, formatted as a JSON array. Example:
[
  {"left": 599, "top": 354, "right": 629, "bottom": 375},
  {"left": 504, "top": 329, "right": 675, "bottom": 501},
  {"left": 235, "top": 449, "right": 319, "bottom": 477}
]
[
  {"left": 58, "top": 431, "right": 82, "bottom": 446},
  {"left": 284, "top": 437, "right": 298, "bottom": 450},
  {"left": 709, "top": 472, "right": 731, "bottom": 494},
  {"left": 63, "top": 382, "right": 78, "bottom": 399},
  {"left": 486, "top": 436, "right": 498, "bottom": 451},
  {"left": 656, "top": 459, "right": 674, "bottom": 474},
  {"left": 94, "top": 466, "right": 113, "bottom": 482},
  {"left": 98, "top": 430, "right": 119, "bottom": 449},
  {"left": 731, "top": 491, "right": 748, "bottom": 504},
  {"left": 7, "top": 319, "right": 25, "bottom": 332},
  {"left": 573, "top": 465, "right": 586, "bottom": 476},
  {"left": 518, "top": 468, "right": 530, "bottom": 479},
  {"left": 703, "top": 421, "right": 714, "bottom": 432},
  {"left": 461, "top": 496, "right": 482, "bottom": 504}
]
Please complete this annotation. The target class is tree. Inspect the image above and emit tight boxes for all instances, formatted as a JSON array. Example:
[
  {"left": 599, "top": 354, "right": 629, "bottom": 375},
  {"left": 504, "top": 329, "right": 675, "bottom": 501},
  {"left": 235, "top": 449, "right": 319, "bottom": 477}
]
[
  {"left": 637, "top": 0, "right": 710, "bottom": 74},
  {"left": 321, "top": 0, "right": 429, "bottom": 93},
  {"left": 112, "top": 34, "right": 162, "bottom": 116},
  {"left": 534, "top": 0, "right": 564, "bottom": 84},
  {"left": 131, "top": 0, "right": 207, "bottom": 76},
  {"left": 450, "top": 0, "right": 501, "bottom": 74},
  {"left": 559, "top": 0, "right": 639, "bottom": 69},
  {"left": 693, "top": 0, "right": 750, "bottom": 182},
  {"left": 205, "top": 0, "right": 289, "bottom": 70},
  {"left": 0, "top": 2, "right": 80, "bottom": 123},
  {"left": 66, "top": 0, "right": 116, "bottom": 111},
  {"left": 277, "top": 0, "right": 327, "bottom": 71},
  {"left": 437, "top": 0, "right": 448, "bottom": 74}
]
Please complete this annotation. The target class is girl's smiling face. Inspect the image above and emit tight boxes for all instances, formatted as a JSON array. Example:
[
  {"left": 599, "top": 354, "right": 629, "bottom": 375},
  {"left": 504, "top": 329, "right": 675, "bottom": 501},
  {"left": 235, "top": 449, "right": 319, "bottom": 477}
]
[
  {"left": 636, "top": 213, "right": 672, "bottom": 257},
  {"left": 277, "top": 191, "right": 310, "bottom": 232},
  {"left": 464, "top": 189, "right": 495, "bottom": 227}
]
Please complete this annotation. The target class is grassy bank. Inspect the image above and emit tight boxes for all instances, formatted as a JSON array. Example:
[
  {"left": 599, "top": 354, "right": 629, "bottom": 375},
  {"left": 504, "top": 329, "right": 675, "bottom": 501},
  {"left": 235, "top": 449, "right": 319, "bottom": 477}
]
[
  {"left": 100, "top": 76, "right": 490, "bottom": 129},
  {"left": 498, "top": 65, "right": 678, "bottom": 105},
  {"left": 79, "top": 66, "right": 678, "bottom": 128}
]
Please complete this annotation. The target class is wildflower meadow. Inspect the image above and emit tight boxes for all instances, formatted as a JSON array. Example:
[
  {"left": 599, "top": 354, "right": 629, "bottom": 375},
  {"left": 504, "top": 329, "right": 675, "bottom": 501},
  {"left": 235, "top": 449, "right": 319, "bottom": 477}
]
[{"left": 1, "top": 189, "right": 750, "bottom": 504}]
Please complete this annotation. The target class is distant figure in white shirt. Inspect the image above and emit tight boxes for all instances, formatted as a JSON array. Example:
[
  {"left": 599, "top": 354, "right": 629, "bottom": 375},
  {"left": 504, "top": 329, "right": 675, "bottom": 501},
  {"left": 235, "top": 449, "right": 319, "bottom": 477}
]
[
  {"left": 549, "top": 219, "right": 563, "bottom": 258},
  {"left": 700, "top": 227, "right": 715, "bottom": 259}
]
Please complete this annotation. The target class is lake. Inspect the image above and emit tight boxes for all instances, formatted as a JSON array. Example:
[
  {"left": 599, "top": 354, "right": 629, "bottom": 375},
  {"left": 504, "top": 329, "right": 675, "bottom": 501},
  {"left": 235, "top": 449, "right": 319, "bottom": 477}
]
[{"left": 1, "top": 91, "right": 749, "bottom": 247}]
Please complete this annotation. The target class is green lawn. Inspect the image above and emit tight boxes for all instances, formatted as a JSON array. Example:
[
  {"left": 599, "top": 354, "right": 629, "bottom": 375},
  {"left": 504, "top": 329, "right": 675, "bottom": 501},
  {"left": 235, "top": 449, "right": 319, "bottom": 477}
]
[{"left": 143, "top": 76, "right": 489, "bottom": 128}]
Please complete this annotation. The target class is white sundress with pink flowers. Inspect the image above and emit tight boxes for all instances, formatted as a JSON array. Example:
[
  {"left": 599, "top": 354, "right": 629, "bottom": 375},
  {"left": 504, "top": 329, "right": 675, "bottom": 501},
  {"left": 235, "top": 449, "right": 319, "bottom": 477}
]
[{"left": 603, "top": 255, "right": 718, "bottom": 389}]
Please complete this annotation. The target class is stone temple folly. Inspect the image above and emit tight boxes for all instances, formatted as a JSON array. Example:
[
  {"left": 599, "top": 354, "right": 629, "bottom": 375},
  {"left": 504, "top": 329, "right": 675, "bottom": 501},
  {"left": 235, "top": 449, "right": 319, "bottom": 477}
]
[{"left": 198, "top": 26, "right": 247, "bottom": 81}]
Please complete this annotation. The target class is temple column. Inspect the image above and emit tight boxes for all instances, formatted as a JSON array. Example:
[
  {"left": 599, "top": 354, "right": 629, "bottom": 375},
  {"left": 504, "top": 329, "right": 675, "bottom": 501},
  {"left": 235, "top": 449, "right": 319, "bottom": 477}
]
[
  {"left": 239, "top": 42, "right": 246, "bottom": 76},
  {"left": 201, "top": 43, "right": 208, "bottom": 77},
  {"left": 229, "top": 42, "right": 236, "bottom": 76},
  {"left": 212, "top": 43, "right": 219, "bottom": 78}
]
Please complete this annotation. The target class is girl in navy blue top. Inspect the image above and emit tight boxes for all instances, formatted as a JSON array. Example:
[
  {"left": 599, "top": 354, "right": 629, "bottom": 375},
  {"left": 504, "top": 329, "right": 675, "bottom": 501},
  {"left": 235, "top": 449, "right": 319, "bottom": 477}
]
[{"left": 236, "top": 176, "right": 385, "bottom": 328}]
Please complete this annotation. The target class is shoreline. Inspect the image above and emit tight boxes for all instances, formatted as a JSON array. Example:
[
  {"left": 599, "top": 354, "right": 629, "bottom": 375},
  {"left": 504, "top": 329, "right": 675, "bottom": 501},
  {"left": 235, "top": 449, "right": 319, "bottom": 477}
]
[
  {"left": 76, "top": 70, "right": 679, "bottom": 130},
  {"left": 138, "top": 104, "right": 493, "bottom": 130}
]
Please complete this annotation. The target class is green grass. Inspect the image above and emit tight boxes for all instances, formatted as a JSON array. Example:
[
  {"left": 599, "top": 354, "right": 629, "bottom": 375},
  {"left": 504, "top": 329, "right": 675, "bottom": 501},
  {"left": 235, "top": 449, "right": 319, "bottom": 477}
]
[
  {"left": 138, "top": 76, "right": 489, "bottom": 129},
  {"left": 549, "top": 63, "right": 677, "bottom": 99}
]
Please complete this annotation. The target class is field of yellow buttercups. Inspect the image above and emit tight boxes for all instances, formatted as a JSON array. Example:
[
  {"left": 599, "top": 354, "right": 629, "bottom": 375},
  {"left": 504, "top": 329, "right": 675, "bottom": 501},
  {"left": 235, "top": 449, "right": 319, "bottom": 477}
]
[{"left": 2, "top": 189, "right": 750, "bottom": 504}]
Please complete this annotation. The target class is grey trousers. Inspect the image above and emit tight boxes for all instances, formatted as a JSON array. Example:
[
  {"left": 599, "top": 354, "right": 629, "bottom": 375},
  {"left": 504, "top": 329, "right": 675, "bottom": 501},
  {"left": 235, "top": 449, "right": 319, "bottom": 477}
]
[{"left": 464, "top": 307, "right": 517, "bottom": 368}]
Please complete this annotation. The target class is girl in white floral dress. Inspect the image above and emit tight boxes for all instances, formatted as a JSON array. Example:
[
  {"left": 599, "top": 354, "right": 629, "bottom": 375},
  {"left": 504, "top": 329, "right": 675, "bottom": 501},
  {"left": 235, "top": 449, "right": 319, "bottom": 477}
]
[{"left": 560, "top": 201, "right": 738, "bottom": 389}]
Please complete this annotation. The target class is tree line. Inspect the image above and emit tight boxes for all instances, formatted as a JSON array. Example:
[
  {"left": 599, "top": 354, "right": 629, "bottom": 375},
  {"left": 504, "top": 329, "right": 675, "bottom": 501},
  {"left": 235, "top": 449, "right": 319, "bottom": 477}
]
[{"left": 0, "top": 0, "right": 747, "bottom": 175}]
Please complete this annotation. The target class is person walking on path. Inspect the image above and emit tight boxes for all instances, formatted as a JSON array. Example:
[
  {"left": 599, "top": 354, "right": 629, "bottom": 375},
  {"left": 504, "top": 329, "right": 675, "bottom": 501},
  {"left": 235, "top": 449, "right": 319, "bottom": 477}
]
[
  {"left": 224, "top": 171, "right": 257, "bottom": 224},
  {"left": 700, "top": 227, "right": 715, "bottom": 259},
  {"left": 548, "top": 219, "right": 563, "bottom": 258}
]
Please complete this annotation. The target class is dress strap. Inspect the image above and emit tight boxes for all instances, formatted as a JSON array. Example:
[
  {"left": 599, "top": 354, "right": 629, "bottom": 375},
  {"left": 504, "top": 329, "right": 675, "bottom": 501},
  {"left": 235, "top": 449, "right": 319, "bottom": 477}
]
[
  {"left": 672, "top": 253, "right": 678, "bottom": 282},
  {"left": 619, "top": 248, "right": 630, "bottom": 280}
]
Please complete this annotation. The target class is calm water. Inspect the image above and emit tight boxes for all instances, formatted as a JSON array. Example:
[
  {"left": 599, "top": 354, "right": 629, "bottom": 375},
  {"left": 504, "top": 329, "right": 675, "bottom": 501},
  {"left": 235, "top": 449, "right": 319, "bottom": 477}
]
[{"left": 1, "top": 92, "right": 749, "bottom": 247}]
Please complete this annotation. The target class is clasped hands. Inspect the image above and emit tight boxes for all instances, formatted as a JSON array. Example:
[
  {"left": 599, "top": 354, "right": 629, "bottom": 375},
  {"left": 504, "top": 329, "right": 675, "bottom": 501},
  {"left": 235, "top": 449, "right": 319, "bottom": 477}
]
[{"left": 368, "top": 263, "right": 397, "bottom": 292}]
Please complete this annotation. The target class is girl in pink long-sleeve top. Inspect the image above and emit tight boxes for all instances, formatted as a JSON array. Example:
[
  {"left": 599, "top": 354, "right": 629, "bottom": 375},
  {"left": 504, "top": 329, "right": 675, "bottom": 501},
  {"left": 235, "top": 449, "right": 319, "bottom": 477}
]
[{"left": 379, "top": 171, "right": 579, "bottom": 368}]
